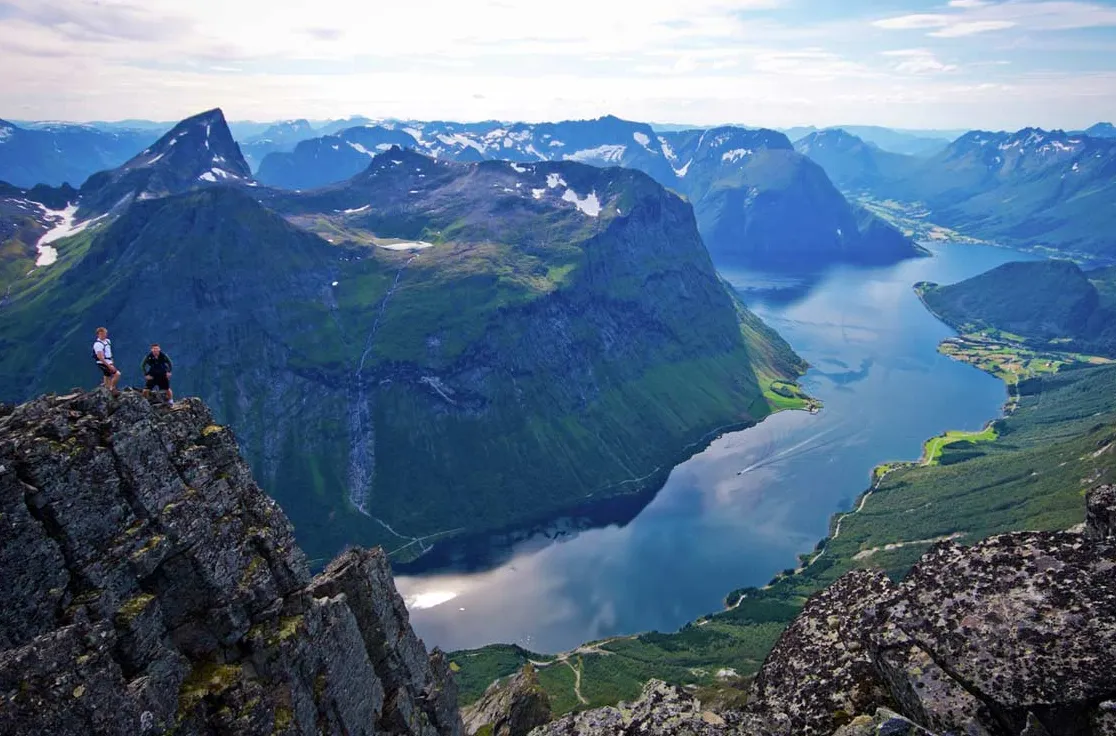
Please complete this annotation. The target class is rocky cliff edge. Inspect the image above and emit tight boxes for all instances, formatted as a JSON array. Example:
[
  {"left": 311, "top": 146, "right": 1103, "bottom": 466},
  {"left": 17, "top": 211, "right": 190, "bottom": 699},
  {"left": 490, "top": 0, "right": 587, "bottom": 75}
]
[{"left": 0, "top": 389, "right": 463, "bottom": 735}]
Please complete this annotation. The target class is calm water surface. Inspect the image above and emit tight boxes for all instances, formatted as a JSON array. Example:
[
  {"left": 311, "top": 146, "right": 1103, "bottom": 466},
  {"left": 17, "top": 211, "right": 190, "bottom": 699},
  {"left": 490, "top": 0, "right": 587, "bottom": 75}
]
[{"left": 395, "top": 243, "right": 1042, "bottom": 653}]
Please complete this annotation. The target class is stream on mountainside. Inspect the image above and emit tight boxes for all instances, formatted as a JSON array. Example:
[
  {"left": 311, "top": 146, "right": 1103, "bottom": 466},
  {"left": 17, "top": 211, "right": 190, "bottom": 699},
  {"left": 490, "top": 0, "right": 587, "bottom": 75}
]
[{"left": 394, "top": 242, "right": 1043, "bottom": 654}]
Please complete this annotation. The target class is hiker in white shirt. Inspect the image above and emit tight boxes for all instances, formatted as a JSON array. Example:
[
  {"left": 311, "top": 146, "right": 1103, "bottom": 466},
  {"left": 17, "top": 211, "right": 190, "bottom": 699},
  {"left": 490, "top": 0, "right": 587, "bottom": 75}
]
[{"left": 93, "top": 326, "right": 121, "bottom": 394}]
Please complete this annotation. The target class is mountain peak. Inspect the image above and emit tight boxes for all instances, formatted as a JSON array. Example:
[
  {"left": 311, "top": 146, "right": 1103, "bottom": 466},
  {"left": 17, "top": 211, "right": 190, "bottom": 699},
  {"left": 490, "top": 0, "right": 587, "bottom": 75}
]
[
  {"left": 128, "top": 107, "right": 250, "bottom": 180},
  {"left": 78, "top": 108, "right": 254, "bottom": 216},
  {"left": 1086, "top": 121, "right": 1116, "bottom": 138},
  {"left": 796, "top": 128, "right": 867, "bottom": 152}
]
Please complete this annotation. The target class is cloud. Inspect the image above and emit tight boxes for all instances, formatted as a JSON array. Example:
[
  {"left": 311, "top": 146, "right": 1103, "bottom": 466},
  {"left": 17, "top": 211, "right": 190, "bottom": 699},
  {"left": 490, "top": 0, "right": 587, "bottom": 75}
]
[
  {"left": 881, "top": 49, "right": 959, "bottom": 74},
  {"left": 929, "top": 20, "right": 1018, "bottom": 36},
  {"left": 303, "top": 27, "right": 344, "bottom": 42},
  {"left": 874, "top": 14, "right": 950, "bottom": 30},
  {"left": 0, "top": 0, "right": 1113, "bottom": 129},
  {"left": 874, "top": 1, "right": 1116, "bottom": 38}
]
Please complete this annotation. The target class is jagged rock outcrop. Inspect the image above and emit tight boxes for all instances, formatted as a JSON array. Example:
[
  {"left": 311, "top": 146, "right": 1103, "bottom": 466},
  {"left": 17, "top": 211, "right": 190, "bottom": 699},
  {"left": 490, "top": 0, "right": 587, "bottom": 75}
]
[
  {"left": 463, "top": 664, "right": 552, "bottom": 736},
  {"left": 1087, "top": 484, "right": 1115, "bottom": 541},
  {"left": 518, "top": 485, "right": 1116, "bottom": 736},
  {"left": 747, "top": 569, "right": 901, "bottom": 730},
  {"left": 531, "top": 680, "right": 762, "bottom": 736},
  {"left": 830, "top": 708, "right": 934, "bottom": 736},
  {"left": 0, "top": 389, "right": 462, "bottom": 735},
  {"left": 741, "top": 484, "right": 1116, "bottom": 736}
]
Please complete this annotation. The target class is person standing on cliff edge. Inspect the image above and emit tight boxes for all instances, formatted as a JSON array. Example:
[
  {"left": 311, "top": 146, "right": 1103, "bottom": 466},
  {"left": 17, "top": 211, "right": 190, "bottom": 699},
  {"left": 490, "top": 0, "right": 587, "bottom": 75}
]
[
  {"left": 93, "top": 327, "right": 121, "bottom": 394},
  {"left": 141, "top": 343, "right": 174, "bottom": 405}
]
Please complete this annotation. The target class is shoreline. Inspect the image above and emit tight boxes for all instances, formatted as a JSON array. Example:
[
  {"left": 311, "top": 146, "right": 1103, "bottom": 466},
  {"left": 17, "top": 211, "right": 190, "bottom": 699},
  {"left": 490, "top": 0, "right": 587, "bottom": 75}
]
[
  {"left": 395, "top": 384, "right": 818, "bottom": 575},
  {"left": 751, "top": 286, "right": 1016, "bottom": 592}
]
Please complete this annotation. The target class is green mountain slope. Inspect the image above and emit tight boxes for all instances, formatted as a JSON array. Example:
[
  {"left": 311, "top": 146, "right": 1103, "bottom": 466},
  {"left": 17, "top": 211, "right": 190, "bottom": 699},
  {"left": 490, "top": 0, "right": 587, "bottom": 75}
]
[
  {"left": 0, "top": 182, "right": 79, "bottom": 295},
  {"left": 0, "top": 141, "right": 806, "bottom": 565},
  {"left": 918, "top": 260, "right": 1116, "bottom": 357},
  {"left": 794, "top": 129, "right": 919, "bottom": 192},
  {"left": 904, "top": 129, "right": 1116, "bottom": 260},
  {"left": 660, "top": 128, "right": 926, "bottom": 269}
]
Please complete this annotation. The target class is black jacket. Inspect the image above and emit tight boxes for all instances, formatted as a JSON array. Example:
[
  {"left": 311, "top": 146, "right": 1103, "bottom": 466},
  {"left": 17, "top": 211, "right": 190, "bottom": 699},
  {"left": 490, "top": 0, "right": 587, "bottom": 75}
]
[{"left": 142, "top": 352, "right": 173, "bottom": 376}]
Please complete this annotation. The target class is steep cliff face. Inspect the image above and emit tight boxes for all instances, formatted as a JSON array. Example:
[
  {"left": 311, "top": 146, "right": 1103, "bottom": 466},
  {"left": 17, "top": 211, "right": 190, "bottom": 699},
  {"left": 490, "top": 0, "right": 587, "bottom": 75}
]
[
  {"left": 529, "top": 484, "right": 1116, "bottom": 736},
  {"left": 0, "top": 390, "right": 462, "bottom": 735},
  {"left": 462, "top": 664, "right": 552, "bottom": 736}
]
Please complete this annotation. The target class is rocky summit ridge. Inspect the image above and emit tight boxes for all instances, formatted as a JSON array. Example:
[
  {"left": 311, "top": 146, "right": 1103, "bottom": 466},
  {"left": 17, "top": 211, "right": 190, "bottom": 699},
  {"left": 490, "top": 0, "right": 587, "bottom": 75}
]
[{"left": 0, "top": 389, "right": 461, "bottom": 735}]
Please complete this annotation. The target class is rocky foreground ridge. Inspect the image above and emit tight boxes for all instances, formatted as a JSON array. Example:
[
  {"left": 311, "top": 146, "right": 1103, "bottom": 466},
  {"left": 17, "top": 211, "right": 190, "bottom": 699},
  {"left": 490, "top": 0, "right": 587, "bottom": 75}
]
[
  {"left": 0, "top": 390, "right": 461, "bottom": 735},
  {"left": 524, "top": 484, "right": 1116, "bottom": 736}
]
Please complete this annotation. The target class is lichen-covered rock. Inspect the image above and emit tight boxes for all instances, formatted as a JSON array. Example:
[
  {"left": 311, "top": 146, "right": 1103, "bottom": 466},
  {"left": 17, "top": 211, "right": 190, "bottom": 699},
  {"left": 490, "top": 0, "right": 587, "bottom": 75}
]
[
  {"left": 528, "top": 680, "right": 764, "bottom": 736},
  {"left": 830, "top": 708, "right": 937, "bottom": 736},
  {"left": 1092, "top": 701, "right": 1116, "bottom": 736},
  {"left": 1087, "top": 484, "right": 1115, "bottom": 541},
  {"left": 745, "top": 570, "right": 901, "bottom": 734},
  {"left": 868, "top": 626, "right": 993, "bottom": 736},
  {"left": 463, "top": 664, "right": 552, "bottom": 736},
  {"left": 0, "top": 389, "right": 463, "bottom": 735},
  {"left": 875, "top": 530, "right": 1116, "bottom": 735}
]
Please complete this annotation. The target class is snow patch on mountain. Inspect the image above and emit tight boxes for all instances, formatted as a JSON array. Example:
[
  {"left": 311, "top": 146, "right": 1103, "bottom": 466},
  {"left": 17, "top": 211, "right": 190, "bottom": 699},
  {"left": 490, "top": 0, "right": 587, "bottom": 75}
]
[
  {"left": 348, "top": 142, "right": 375, "bottom": 157},
  {"left": 436, "top": 133, "right": 486, "bottom": 154},
  {"left": 199, "top": 167, "right": 239, "bottom": 182},
  {"left": 722, "top": 149, "right": 753, "bottom": 163},
  {"left": 561, "top": 188, "right": 601, "bottom": 217},
  {"left": 379, "top": 240, "right": 432, "bottom": 251},
  {"left": 566, "top": 144, "right": 626, "bottom": 163},
  {"left": 658, "top": 136, "right": 677, "bottom": 162},
  {"left": 34, "top": 203, "right": 105, "bottom": 267}
]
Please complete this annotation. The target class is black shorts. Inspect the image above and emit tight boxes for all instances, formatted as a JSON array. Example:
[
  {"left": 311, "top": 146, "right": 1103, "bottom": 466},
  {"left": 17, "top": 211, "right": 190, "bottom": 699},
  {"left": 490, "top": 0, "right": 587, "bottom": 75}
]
[
  {"left": 98, "top": 363, "right": 117, "bottom": 377},
  {"left": 145, "top": 373, "right": 170, "bottom": 391}
]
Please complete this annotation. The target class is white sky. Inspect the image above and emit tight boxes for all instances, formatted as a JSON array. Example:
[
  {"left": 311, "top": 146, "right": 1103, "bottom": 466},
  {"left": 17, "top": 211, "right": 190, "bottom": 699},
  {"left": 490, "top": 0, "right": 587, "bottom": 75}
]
[{"left": 2, "top": 0, "right": 1116, "bottom": 129}]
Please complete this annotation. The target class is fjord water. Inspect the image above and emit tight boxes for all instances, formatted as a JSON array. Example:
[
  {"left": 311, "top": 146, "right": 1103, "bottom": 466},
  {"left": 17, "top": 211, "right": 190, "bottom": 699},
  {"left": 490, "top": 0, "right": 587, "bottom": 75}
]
[{"left": 395, "top": 243, "right": 1042, "bottom": 654}]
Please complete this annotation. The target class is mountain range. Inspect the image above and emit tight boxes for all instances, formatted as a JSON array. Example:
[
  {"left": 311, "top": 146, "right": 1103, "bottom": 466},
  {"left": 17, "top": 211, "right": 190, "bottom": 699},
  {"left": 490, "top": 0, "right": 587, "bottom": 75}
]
[
  {"left": 0, "top": 119, "right": 157, "bottom": 188},
  {"left": 253, "top": 116, "right": 924, "bottom": 270},
  {"left": 0, "top": 107, "right": 807, "bottom": 564},
  {"left": 783, "top": 124, "right": 959, "bottom": 156},
  {"left": 793, "top": 128, "right": 919, "bottom": 192},
  {"left": 796, "top": 126, "right": 1116, "bottom": 261},
  {"left": 238, "top": 118, "right": 318, "bottom": 171},
  {"left": 1086, "top": 122, "right": 1116, "bottom": 138}
]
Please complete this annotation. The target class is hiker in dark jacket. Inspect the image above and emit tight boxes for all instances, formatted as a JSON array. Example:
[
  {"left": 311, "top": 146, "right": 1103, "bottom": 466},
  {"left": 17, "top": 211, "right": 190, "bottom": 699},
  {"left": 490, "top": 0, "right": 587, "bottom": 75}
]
[{"left": 141, "top": 343, "right": 174, "bottom": 404}]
